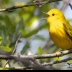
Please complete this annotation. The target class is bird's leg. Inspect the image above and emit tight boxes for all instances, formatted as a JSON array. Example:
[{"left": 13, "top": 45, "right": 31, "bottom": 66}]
[
  {"left": 55, "top": 51, "right": 60, "bottom": 59},
  {"left": 55, "top": 49, "right": 64, "bottom": 55},
  {"left": 55, "top": 49, "right": 64, "bottom": 59},
  {"left": 55, "top": 51, "right": 60, "bottom": 55}
]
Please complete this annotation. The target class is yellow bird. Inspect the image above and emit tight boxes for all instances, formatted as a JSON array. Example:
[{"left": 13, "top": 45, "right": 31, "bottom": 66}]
[{"left": 43, "top": 9, "right": 72, "bottom": 52}]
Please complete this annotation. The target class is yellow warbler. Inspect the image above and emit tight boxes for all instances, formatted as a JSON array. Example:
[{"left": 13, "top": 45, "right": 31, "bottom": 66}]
[{"left": 44, "top": 9, "right": 72, "bottom": 51}]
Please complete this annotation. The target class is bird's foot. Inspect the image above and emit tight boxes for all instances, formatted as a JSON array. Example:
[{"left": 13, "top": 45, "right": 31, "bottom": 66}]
[
  {"left": 55, "top": 51, "right": 60, "bottom": 59},
  {"left": 55, "top": 51, "right": 60, "bottom": 55},
  {"left": 55, "top": 50, "right": 63, "bottom": 59}
]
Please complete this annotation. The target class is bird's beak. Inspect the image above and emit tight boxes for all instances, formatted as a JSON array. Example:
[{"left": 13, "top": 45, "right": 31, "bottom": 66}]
[{"left": 41, "top": 11, "right": 49, "bottom": 20}]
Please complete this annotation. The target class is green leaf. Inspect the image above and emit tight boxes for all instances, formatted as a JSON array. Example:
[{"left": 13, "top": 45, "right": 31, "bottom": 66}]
[
  {"left": 22, "top": 23, "right": 49, "bottom": 38},
  {"left": 22, "top": 13, "right": 30, "bottom": 21},
  {"left": 21, "top": 28, "right": 27, "bottom": 36},
  {"left": 3, "top": 0, "right": 10, "bottom": 4},
  {"left": 9, "top": 40, "right": 22, "bottom": 48},
  {"left": 16, "top": 18, "right": 24, "bottom": 31},
  {"left": 37, "top": 47, "right": 42, "bottom": 55},
  {"left": 22, "top": 29, "right": 39, "bottom": 38},
  {"left": 4, "top": 15, "right": 15, "bottom": 34},
  {"left": 0, "top": 67, "right": 9, "bottom": 70},
  {"left": 21, "top": 42, "right": 30, "bottom": 54},
  {"left": 0, "top": 36, "right": 2, "bottom": 40},
  {"left": 9, "top": 41, "right": 16, "bottom": 48},
  {"left": 0, "top": 15, "right": 3, "bottom": 20},
  {"left": 0, "top": 36, "right": 2, "bottom": 44},
  {"left": 0, "top": 46, "right": 11, "bottom": 52},
  {"left": 4, "top": 15, "right": 12, "bottom": 26},
  {"left": 32, "top": 35, "right": 45, "bottom": 41}
]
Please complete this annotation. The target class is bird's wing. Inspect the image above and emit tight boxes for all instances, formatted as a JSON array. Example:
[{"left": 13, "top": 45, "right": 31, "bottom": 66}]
[{"left": 63, "top": 21, "right": 72, "bottom": 38}]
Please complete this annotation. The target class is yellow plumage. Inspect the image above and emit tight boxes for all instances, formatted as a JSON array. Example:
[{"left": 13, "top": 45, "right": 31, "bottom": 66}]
[{"left": 46, "top": 9, "right": 72, "bottom": 50}]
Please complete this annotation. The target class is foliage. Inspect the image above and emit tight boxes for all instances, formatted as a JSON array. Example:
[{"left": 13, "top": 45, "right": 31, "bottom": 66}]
[
  {"left": 0, "top": 0, "right": 50, "bottom": 69},
  {"left": 0, "top": 0, "right": 71, "bottom": 70},
  {"left": 0, "top": 36, "right": 11, "bottom": 52},
  {"left": 0, "top": 67, "right": 9, "bottom": 70}
]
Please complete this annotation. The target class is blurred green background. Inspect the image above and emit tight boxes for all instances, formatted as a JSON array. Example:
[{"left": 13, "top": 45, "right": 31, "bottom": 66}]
[
  {"left": 0, "top": 0, "right": 72, "bottom": 70},
  {"left": 0, "top": 0, "right": 51, "bottom": 55}
]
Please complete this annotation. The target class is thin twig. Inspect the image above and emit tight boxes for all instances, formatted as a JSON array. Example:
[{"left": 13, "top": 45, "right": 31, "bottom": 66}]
[
  {"left": 3, "top": 34, "right": 22, "bottom": 68},
  {"left": 9, "top": 67, "right": 32, "bottom": 70},
  {"left": 8, "top": 65, "right": 45, "bottom": 70},
  {"left": 0, "top": 0, "right": 62, "bottom": 12},
  {"left": 42, "top": 57, "right": 72, "bottom": 66},
  {"left": 69, "top": 3, "right": 72, "bottom": 9},
  {"left": 12, "top": 34, "right": 22, "bottom": 55},
  {"left": 31, "top": 59, "right": 46, "bottom": 70}
]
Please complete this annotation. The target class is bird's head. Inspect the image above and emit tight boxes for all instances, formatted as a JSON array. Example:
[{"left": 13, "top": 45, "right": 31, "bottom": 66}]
[{"left": 42, "top": 9, "right": 65, "bottom": 24}]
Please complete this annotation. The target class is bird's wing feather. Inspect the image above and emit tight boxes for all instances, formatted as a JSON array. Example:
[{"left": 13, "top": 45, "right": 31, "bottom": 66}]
[{"left": 63, "top": 21, "right": 72, "bottom": 38}]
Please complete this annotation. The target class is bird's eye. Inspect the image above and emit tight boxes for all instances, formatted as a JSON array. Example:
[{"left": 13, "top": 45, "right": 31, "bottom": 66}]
[{"left": 52, "top": 14, "right": 55, "bottom": 16}]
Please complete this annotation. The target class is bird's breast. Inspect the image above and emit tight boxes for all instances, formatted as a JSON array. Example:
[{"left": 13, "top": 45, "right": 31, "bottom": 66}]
[{"left": 49, "top": 23, "right": 72, "bottom": 50}]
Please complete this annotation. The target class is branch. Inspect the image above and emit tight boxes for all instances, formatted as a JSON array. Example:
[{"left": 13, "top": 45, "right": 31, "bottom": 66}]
[
  {"left": 0, "top": 48, "right": 72, "bottom": 70},
  {"left": 42, "top": 57, "right": 72, "bottom": 66},
  {"left": 0, "top": 0, "right": 62, "bottom": 12},
  {"left": 69, "top": 3, "right": 72, "bottom": 9},
  {"left": 12, "top": 34, "right": 22, "bottom": 55},
  {"left": 0, "top": 55, "right": 72, "bottom": 70},
  {"left": 9, "top": 67, "right": 32, "bottom": 70},
  {"left": 0, "top": 48, "right": 72, "bottom": 59},
  {"left": 3, "top": 34, "right": 22, "bottom": 68},
  {"left": 8, "top": 57, "right": 72, "bottom": 70}
]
